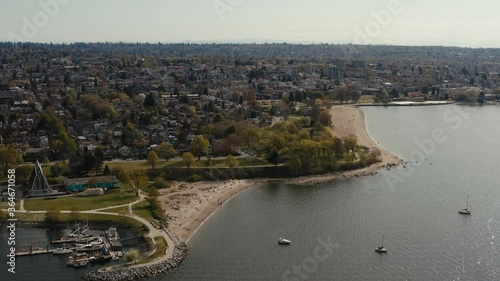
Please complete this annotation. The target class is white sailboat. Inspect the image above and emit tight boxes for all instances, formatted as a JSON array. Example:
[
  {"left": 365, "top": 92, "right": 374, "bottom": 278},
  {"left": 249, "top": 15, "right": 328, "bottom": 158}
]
[
  {"left": 375, "top": 235, "right": 388, "bottom": 253},
  {"left": 278, "top": 237, "right": 291, "bottom": 245},
  {"left": 458, "top": 195, "right": 471, "bottom": 215}
]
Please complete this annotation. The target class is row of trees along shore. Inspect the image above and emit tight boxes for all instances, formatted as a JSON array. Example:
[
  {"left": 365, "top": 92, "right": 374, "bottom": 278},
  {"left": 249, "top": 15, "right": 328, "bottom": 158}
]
[{"left": 143, "top": 102, "right": 381, "bottom": 180}]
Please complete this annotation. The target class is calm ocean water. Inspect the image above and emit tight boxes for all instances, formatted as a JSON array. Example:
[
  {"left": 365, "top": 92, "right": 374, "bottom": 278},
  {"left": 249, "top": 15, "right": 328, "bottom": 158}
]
[{"left": 3, "top": 105, "right": 500, "bottom": 281}]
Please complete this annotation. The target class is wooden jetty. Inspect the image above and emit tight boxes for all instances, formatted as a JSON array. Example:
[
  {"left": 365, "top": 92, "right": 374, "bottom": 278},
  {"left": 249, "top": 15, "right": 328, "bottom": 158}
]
[
  {"left": 16, "top": 248, "right": 53, "bottom": 257},
  {"left": 51, "top": 236, "right": 99, "bottom": 245}
]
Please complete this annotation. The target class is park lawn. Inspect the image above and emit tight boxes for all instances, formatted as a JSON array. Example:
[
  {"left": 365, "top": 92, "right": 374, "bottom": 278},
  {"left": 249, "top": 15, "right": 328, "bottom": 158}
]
[
  {"left": 137, "top": 236, "right": 167, "bottom": 264},
  {"left": 120, "top": 182, "right": 135, "bottom": 192},
  {"left": 106, "top": 160, "right": 173, "bottom": 172},
  {"left": 357, "top": 95, "right": 375, "bottom": 104},
  {"left": 0, "top": 201, "right": 19, "bottom": 210},
  {"left": 24, "top": 189, "right": 138, "bottom": 211},
  {"left": 104, "top": 206, "right": 130, "bottom": 214},
  {"left": 16, "top": 212, "right": 46, "bottom": 222},
  {"left": 168, "top": 157, "right": 269, "bottom": 168},
  {"left": 132, "top": 201, "right": 155, "bottom": 223}
]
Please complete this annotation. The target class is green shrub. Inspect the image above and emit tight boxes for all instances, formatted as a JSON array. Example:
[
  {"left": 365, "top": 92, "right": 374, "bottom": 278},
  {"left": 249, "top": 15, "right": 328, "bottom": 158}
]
[
  {"left": 47, "top": 177, "right": 61, "bottom": 185},
  {"left": 186, "top": 174, "right": 203, "bottom": 182},
  {"left": 153, "top": 177, "right": 170, "bottom": 189}
]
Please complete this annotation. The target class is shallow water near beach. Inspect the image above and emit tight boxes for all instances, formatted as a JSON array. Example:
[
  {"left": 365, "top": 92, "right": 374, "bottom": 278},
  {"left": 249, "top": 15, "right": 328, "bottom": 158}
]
[{"left": 3, "top": 105, "right": 500, "bottom": 281}]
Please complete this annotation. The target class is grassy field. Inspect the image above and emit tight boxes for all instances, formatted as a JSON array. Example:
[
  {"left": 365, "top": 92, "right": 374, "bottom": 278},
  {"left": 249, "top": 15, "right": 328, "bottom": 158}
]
[
  {"left": 15, "top": 212, "right": 46, "bottom": 222},
  {"left": 357, "top": 95, "right": 375, "bottom": 104},
  {"left": 0, "top": 201, "right": 19, "bottom": 210},
  {"left": 137, "top": 236, "right": 167, "bottom": 264},
  {"left": 168, "top": 157, "right": 269, "bottom": 168},
  {"left": 132, "top": 201, "right": 155, "bottom": 223},
  {"left": 106, "top": 160, "right": 172, "bottom": 172},
  {"left": 104, "top": 206, "right": 130, "bottom": 214},
  {"left": 107, "top": 157, "right": 269, "bottom": 171},
  {"left": 24, "top": 189, "right": 138, "bottom": 211}
]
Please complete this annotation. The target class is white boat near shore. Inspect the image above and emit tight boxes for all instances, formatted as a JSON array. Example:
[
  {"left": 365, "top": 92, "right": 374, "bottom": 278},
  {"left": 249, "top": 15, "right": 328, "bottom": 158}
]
[{"left": 278, "top": 237, "right": 291, "bottom": 245}]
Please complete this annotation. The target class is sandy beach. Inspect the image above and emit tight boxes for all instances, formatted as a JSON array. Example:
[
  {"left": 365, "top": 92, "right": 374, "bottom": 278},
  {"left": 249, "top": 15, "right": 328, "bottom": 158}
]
[
  {"left": 159, "top": 105, "right": 403, "bottom": 242},
  {"left": 159, "top": 179, "right": 268, "bottom": 242}
]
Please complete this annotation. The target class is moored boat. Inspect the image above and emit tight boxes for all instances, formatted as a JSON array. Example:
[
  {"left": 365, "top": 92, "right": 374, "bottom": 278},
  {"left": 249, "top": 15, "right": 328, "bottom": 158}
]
[
  {"left": 458, "top": 195, "right": 471, "bottom": 215},
  {"left": 66, "top": 252, "right": 90, "bottom": 267},
  {"left": 375, "top": 235, "right": 388, "bottom": 253},
  {"left": 53, "top": 247, "right": 72, "bottom": 255}
]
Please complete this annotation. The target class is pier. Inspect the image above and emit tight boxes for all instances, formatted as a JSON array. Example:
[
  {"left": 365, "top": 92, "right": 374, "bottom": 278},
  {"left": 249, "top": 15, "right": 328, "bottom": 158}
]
[
  {"left": 15, "top": 246, "right": 53, "bottom": 257},
  {"left": 51, "top": 236, "right": 99, "bottom": 245}
]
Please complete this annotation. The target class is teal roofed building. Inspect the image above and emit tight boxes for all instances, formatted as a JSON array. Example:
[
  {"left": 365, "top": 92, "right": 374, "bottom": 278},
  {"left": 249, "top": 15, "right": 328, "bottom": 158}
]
[{"left": 65, "top": 176, "right": 119, "bottom": 192}]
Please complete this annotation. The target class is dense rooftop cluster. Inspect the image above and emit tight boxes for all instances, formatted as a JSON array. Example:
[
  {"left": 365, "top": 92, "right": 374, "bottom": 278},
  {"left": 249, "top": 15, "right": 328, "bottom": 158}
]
[{"left": 0, "top": 43, "right": 499, "bottom": 170}]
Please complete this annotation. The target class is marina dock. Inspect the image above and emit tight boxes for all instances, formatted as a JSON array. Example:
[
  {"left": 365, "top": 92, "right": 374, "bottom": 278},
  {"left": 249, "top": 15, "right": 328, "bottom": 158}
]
[
  {"left": 16, "top": 248, "right": 53, "bottom": 256},
  {"left": 16, "top": 225, "right": 124, "bottom": 263},
  {"left": 51, "top": 236, "right": 99, "bottom": 245}
]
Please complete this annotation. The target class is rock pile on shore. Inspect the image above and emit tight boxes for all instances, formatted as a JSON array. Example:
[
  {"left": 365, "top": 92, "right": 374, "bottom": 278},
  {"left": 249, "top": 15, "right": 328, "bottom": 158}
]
[{"left": 82, "top": 242, "right": 188, "bottom": 281}]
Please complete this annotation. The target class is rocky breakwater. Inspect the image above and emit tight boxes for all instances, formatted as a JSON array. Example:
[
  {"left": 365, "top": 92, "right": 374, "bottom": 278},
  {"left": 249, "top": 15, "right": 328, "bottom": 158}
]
[{"left": 83, "top": 232, "right": 188, "bottom": 281}]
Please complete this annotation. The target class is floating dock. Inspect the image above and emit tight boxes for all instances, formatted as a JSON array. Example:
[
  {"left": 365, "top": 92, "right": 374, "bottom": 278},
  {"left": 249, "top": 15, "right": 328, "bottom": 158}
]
[
  {"left": 16, "top": 248, "right": 53, "bottom": 257},
  {"left": 51, "top": 236, "right": 99, "bottom": 245}
]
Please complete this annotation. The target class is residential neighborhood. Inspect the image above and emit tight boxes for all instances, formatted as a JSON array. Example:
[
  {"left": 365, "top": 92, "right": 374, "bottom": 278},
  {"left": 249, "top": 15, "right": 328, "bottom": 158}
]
[{"left": 1, "top": 43, "right": 499, "bottom": 168}]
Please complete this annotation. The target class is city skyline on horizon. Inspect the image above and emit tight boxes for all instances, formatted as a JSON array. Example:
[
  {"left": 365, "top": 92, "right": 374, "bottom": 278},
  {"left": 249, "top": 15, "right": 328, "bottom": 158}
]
[{"left": 1, "top": 0, "right": 500, "bottom": 48}]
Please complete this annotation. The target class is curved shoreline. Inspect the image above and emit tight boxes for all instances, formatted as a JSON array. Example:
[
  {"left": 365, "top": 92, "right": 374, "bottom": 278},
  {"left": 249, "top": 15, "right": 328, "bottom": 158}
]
[
  {"left": 160, "top": 105, "right": 403, "bottom": 244},
  {"left": 4, "top": 106, "right": 402, "bottom": 281},
  {"left": 185, "top": 183, "right": 255, "bottom": 243}
]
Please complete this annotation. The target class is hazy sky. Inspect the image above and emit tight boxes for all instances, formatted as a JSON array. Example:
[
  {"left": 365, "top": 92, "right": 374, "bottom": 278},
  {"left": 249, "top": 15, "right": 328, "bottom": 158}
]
[{"left": 1, "top": 0, "right": 500, "bottom": 47}]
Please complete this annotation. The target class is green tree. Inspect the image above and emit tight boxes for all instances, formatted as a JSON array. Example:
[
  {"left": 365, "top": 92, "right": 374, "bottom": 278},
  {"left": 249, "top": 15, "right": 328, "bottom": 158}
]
[
  {"left": 226, "top": 155, "right": 239, "bottom": 168},
  {"left": 242, "top": 127, "right": 260, "bottom": 148},
  {"left": 350, "top": 91, "right": 361, "bottom": 103},
  {"left": 258, "top": 133, "right": 286, "bottom": 161},
  {"left": 156, "top": 142, "right": 177, "bottom": 161},
  {"left": 182, "top": 152, "right": 195, "bottom": 170},
  {"left": 288, "top": 157, "right": 302, "bottom": 176},
  {"left": 343, "top": 135, "right": 358, "bottom": 156},
  {"left": 146, "top": 151, "right": 160, "bottom": 170},
  {"left": 286, "top": 140, "right": 320, "bottom": 173},
  {"left": 268, "top": 151, "right": 279, "bottom": 166},
  {"left": 51, "top": 161, "right": 70, "bottom": 177},
  {"left": 478, "top": 92, "right": 485, "bottom": 103},
  {"left": 124, "top": 249, "right": 139, "bottom": 264},
  {"left": 45, "top": 204, "right": 61, "bottom": 223},
  {"left": 144, "top": 93, "right": 156, "bottom": 107},
  {"left": 214, "top": 113, "right": 222, "bottom": 123},
  {"left": 189, "top": 135, "right": 209, "bottom": 160},
  {"left": 50, "top": 139, "right": 64, "bottom": 155},
  {"left": 332, "top": 137, "right": 345, "bottom": 158},
  {"left": 103, "top": 164, "right": 111, "bottom": 175},
  {"left": 113, "top": 167, "right": 130, "bottom": 184},
  {"left": 16, "top": 165, "right": 33, "bottom": 181},
  {"left": 0, "top": 145, "right": 23, "bottom": 176},
  {"left": 317, "top": 110, "right": 333, "bottom": 127},
  {"left": 153, "top": 177, "right": 169, "bottom": 190}
]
